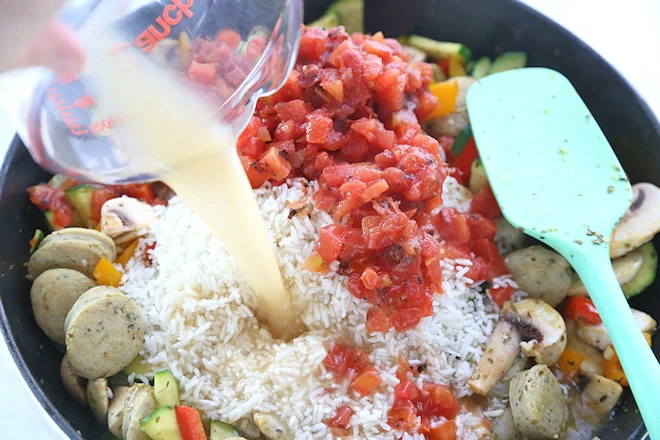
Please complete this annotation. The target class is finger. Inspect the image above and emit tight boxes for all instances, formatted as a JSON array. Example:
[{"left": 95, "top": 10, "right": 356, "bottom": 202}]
[{"left": 21, "top": 18, "right": 86, "bottom": 74}]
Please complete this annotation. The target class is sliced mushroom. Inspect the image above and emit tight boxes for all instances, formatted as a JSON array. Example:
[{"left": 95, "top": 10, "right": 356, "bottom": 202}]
[
  {"left": 468, "top": 318, "right": 522, "bottom": 396},
  {"left": 87, "top": 378, "right": 110, "bottom": 424},
  {"left": 60, "top": 354, "right": 87, "bottom": 405},
  {"left": 491, "top": 407, "right": 524, "bottom": 440},
  {"left": 488, "top": 353, "right": 531, "bottom": 400},
  {"left": 509, "top": 364, "right": 568, "bottom": 439},
  {"left": 107, "top": 386, "right": 130, "bottom": 439},
  {"left": 569, "top": 247, "right": 644, "bottom": 296},
  {"left": 507, "top": 299, "right": 567, "bottom": 365},
  {"left": 566, "top": 320, "right": 605, "bottom": 375},
  {"left": 505, "top": 246, "right": 573, "bottom": 307},
  {"left": 611, "top": 183, "right": 660, "bottom": 258},
  {"left": 122, "top": 384, "right": 157, "bottom": 440},
  {"left": 101, "top": 197, "right": 155, "bottom": 246},
  {"left": 576, "top": 309, "right": 657, "bottom": 351},
  {"left": 580, "top": 373, "right": 623, "bottom": 424},
  {"left": 253, "top": 412, "right": 289, "bottom": 440}
]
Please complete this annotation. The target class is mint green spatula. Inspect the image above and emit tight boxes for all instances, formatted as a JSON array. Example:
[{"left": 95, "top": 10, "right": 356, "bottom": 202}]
[{"left": 466, "top": 67, "right": 660, "bottom": 437}]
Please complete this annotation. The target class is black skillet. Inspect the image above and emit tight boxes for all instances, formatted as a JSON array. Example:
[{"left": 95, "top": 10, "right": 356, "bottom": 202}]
[{"left": 0, "top": 0, "right": 658, "bottom": 438}]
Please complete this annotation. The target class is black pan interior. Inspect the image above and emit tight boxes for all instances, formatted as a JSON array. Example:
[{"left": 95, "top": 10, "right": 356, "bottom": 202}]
[{"left": 1, "top": 0, "right": 658, "bottom": 438}]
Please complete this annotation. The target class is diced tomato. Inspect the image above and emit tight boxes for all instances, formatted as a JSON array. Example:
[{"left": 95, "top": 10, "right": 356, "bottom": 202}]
[
  {"left": 351, "top": 366, "right": 383, "bottom": 396},
  {"left": 470, "top": 183, "right": 501, "bottom": 219},
  {"left": 143, "top": 242, "right": 156, "bottom": 264},
  {"left": 299, "top": 26, "right": 328, "bottom": 60},
  {"left": 428, "top": 419, "right": 457, "bottom": 440},
  {"left": 317, "top": 224, "right": 346, "bottom": 263},
  {"left": 175, "top": 406, "right": 208, "bottom": 440},
  {"left": 123, "top": 184, "right": 155, "bottom": 203},
  {"left": 323, "top": 344, "right": 369, "bottom": 377},
  {"left": 188, "top": 61, "right": 218, "bottom": 84},
  {"left": 360, "top": 267, "right": 379, "bottom": 290},
  {"left": 215, "top": 29, "right": 241, "bottom": 50},
  {"left": 387, "top": 399, "right": 418, "bottom": 431},
  {"left": 390, "top": 308, "right": 422, "bottom": 331},
  {"left": 564, "top": 297, "right": 602, "bottom": 324},
  {"left": 260, "top": 146, "right": 292, "bottom": 181},
  {"left": 394, "top": 380, "right": 418, "bottom": 401},
  {"left": 245, "top": 35, "right": 267, "bottom": 61},
  {"left": 488, "top": 284, "right": 516, "bottom": 306},
  {"left": 306, "top": 111, "right": 333, "bottom": 144},
  {"left": 365, "top": 307, "right": 391, "bottom": 333},
  {"left": 91, "top": 188, "right": 119, "bottom": 222},
  {"left": 427, "top": 383, "right": 460, "bottom": 419},
  {"left": 327, "top": 405, "right": 353, "bottom": 429}
]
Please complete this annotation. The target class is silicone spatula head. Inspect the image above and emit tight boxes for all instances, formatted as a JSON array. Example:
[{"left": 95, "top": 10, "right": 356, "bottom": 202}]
[{"left": 466, "top": 67, "right": 660, "bottom": 437}]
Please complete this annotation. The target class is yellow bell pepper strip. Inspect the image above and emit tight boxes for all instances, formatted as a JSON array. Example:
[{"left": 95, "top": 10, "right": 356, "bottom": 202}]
[
  {"left": 427, "top": 80, "right": 459, "bottom": 120},
  {"left": 604, "top": 335, "right": 652, "bottom": 387},
  {"left": 556, "top": 347, "right": 586, "bottom": 379},
  {"left": 93, "top": 257, "right": 122, "bottom": 287},
  {"left": 604, "top": 352, "right": 628, "bottom": 387},
  {"left": 448, "top": 55, "right": 467, "bottom": 78},
  {"left": 116, "top": 239, "right": 139, "bottom": 268}
]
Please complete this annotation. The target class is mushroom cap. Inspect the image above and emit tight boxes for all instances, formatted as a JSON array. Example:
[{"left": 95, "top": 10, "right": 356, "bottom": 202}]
[
  {"left": 611, "top": 183, "right": 660, "bottom": 258},
  {"left": 508, "top": 298, "right": 567, "bottom": 365},
  {"left": 101, "top": 196, "right": 155, "bottom": 245}
]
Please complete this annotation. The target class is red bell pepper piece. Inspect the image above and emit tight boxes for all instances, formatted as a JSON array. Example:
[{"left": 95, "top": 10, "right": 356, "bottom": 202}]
[
  {"left": 175, "top": 406, "right": 208, "bottom": 440},
  {"left": 564, "top": 297, "right": 602, "bottom": 324},
  {"left": 452, "top": 137, "right": 478, "bottom": 184}
]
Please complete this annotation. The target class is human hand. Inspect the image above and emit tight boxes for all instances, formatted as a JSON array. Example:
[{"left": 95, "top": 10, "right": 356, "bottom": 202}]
[{"left": 0, "top": 1, "right": 85, "bottom": 74}]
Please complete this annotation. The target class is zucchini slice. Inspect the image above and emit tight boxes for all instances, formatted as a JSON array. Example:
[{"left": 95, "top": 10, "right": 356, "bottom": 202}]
[
  {"left": 44, "top": 211, "right": 62, "bottom": 232},
  {"left": 622, "top": 242, "right": 657, "bottom": 298},
  {"left": 210, "top": 420, "right": 240, "bottom": 440},
  {"left": 123, "top": 354, "right": 152, "bottom": 376},
  {"left": 29, "top": 229, "right": 45, "bottom": 254},
  {"left": 65, "top": 184, "right": 96, "bottom": 228},
  {"left": 407, "top": 35, "right": 472, "bottom": 63},
  {"left": 488, "top": 52, "right": 527, "bottom": 75},
  {"left": 154, "top": 370, "right": 181, "bottom": 407},
  {"left": 48, "top": 174, "right": 68, "bottom": 188},
  {"left": 141, "top": 406, "right": 183, "bottom": 440},
  {"left": 471, "top": 56, "right": 491, "bottom": 80}
]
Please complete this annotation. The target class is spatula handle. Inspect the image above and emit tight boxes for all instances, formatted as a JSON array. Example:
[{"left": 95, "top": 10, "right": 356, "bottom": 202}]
[{"left": 570, "top": 251, "right": 660, "bottom": 439}]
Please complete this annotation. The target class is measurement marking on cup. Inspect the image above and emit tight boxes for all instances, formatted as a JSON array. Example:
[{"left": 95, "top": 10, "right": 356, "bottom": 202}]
[{"left": 48, "top": 87, "right": 89, "bottom": 136}]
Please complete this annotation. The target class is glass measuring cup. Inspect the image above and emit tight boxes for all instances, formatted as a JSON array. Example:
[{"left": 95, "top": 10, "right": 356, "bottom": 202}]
[{"left": 0, "top": 0, "right": 302, "bottom": 184}]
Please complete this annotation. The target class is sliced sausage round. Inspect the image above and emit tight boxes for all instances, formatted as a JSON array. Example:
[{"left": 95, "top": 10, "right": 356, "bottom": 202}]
[
  {"left": 65, "top": 286, "right": 144, "bottom": 379},
  {"left": 39, "top": 228, "right": 117, "bottom": 260},
  {"left": 509, "top": 364, "right": 568, "bottom": 438},
  {"left": 31, "top": 269, "right": 97, "bottom": 345},
  {"left": 27, "top": 238, "right": 116, "bottom": 280}
]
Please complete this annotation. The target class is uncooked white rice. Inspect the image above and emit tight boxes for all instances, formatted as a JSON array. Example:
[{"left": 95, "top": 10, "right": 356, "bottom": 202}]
[{"left": 120, "top": 177, "right": 500, "bottom": 439}]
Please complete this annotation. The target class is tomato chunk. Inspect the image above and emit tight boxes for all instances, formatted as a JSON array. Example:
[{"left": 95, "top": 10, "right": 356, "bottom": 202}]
[
  {"left": 351, "top": 366, "right": 383, "bottom": 396},
  {"left": 327, "top": 405, "right": 353, "bottom": 429}
]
